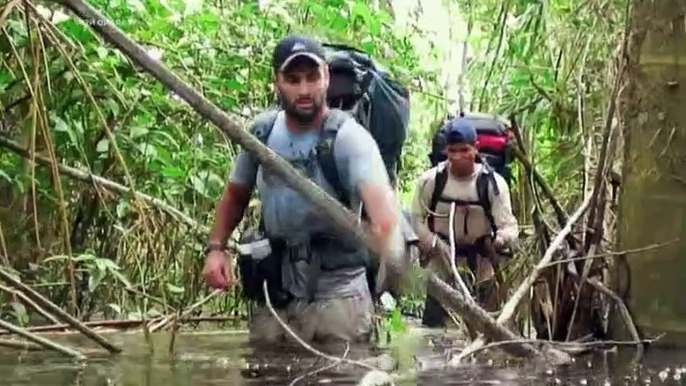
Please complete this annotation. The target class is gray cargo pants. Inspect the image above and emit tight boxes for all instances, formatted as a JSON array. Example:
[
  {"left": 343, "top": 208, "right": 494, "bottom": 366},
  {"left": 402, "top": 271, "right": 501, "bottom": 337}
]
[{"left": 248, "top": 292, "right": 374, "bottom": 344}]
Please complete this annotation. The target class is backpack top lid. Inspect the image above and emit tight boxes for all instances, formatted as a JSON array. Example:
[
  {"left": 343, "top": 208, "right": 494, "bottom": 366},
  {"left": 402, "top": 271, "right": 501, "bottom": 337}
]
[{"left": 444, "top": 112, "right": 510, "bottom": 136}]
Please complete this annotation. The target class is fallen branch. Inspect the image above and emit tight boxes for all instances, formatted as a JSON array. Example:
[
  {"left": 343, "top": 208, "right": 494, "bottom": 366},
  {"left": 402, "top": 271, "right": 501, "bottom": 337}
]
[
  {"left": 288, "top": 343, "right": 350, "bottom": 386},
  {"left": 0, "top": 338, "right": 43, "bottom": 351},
  {"left": 0, "top": 266, "right": 121, "bottom": 353},
  {"left": 148, "top": 289, "right": 222, "bottom": 332},
  {"left": 456, "top": 334, "right": 662, "bottom": 361},
  {"left": 0, "top": 315, "right": 240, "bottom": 335},
  {"left": 427, "top": 273, "right": 571, "bottom": 364},
  {"left": 262, "top": 280, "right": 380, "bottom": 372},
  {"left": 0, "top": 283, "right": 61, "bottom": 325},
  {"left": 0, "top": 318, "right": 86, "bottom": 360},
  {"left": 539, "top": 239, "right": 678, "bottom": 268},
  {"left": 451, "top": 194, "right": 593, "bottom": 364}
]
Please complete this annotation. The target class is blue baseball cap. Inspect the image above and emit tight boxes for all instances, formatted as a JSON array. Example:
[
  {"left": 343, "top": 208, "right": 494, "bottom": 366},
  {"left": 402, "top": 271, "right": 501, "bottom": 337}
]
[{"left": 443, "top": 117, "right": 477, "bottom": 145}]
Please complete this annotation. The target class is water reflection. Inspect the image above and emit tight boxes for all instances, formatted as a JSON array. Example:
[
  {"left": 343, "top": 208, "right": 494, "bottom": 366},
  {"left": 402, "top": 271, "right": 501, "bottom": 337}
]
[{"left": 1, "top": 328, "right": 685, "bottom": 385}]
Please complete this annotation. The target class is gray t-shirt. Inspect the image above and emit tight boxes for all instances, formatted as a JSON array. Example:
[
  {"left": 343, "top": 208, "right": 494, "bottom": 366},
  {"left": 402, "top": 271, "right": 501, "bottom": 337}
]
[{"left": 229, "top": 110, "right": 392, "bottom": 300}]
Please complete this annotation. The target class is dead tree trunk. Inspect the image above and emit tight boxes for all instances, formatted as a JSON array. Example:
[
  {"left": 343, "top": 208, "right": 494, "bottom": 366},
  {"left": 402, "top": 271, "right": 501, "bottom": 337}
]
[{"left": 612, "top": 0, "right": 686, "bottom": 346}]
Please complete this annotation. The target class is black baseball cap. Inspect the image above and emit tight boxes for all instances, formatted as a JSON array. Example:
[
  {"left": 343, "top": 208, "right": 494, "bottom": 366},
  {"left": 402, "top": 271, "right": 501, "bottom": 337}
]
[{"left": 272, "top": 35, "right": 327, "bottom": 73}]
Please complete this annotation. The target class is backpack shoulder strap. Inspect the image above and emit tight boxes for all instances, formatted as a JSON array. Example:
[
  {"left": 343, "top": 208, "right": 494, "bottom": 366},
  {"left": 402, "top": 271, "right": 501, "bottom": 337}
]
[
  {"left": 476, "top": 163, "right": 500, "bottom": 236},
  {"left": 249, "top": 110, "right": 279, "bottom": 234},
  {"left": 250, "top": 110, "right": 280, "bottom": 146},
  {"left": 427, "top": 163, "right": 449, "bottom": 232},
  {"left": 315, "top": 109, "right": 353, "bottom": 207}
]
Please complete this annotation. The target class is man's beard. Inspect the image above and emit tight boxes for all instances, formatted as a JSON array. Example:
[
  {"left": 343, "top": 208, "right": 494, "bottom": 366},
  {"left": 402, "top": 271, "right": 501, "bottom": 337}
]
[{"left": 278, "top": 92, "right": 325, "bottom": 124}]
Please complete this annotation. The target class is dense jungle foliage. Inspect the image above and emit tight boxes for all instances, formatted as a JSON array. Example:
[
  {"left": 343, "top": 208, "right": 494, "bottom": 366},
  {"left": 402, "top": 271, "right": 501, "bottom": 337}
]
[{"left": 0, "top": 0, "right": 625, "bottom": 335}]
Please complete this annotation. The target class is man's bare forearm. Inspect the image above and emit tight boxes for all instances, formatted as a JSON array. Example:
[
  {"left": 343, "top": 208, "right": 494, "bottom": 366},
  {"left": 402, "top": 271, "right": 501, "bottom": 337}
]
[{"left": 208, "top": 183, "right": 252, "bottom": 246}]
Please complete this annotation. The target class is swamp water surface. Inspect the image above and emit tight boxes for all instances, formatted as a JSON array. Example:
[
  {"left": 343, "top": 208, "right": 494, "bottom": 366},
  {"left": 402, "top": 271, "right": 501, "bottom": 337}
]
[{"left": 1, "top": 322, "right": 686, "bottom": 385}]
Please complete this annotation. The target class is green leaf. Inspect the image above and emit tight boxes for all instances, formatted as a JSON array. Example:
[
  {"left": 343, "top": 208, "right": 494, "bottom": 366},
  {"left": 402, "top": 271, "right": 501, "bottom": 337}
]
[
  {"left": 166, "top": 284, "right": 185, "bottom": 294},
  {"left": 137, "top": 143, "right": 157, "bottom": 158},
  {"left": 111, "top": 270, "right": 133, "bottom": 288},
  {"left": 190, "top": 175, "right": 207, "bottom": 196},
  {"left": 10, "top": 302, "right": 29, "bottom": 326},
  {"left": 226, "top": 78, "right": 243, "bottom": 91},
  {"left": 108, "top": 303, "right": 122, "bottom": 314},
  {"left": 116, "top": 201, "right": 128, "bottom": 218},
  {"left": 88, "top": 269, "right": 105, "bottom": 292},
  {"left": 0, "top": 170, "right": 13, "bottom": 184},
  {"left": 162, "top": 167, "right": 185, "bottom": 178},
  {"left": 96, "top": 46, "right": 108, "bottom": 59},
  {"left": 130, "top": 126, "right": 149, "bottom": 138},
  {"left": 96, "top": 139, "right": 109, "bottom": 153}
]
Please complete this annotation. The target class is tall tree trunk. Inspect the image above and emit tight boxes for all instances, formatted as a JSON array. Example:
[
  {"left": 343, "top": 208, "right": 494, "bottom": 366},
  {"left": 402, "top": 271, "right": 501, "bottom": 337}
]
[{"left": 613, "top": 0, "right": 686, "bottom": 346}]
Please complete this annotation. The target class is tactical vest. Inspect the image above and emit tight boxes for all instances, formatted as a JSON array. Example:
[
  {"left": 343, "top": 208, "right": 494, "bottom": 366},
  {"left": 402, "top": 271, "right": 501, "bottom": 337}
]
[{"left": 248, "top": 108, "right": 370, "bottom": 271}]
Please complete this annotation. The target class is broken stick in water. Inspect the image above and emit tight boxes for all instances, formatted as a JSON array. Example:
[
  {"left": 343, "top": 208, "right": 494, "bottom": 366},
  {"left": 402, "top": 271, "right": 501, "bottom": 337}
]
[
  {"left": 0, "top": 318, "right": 86, "bottom": 360},
  {"left": 148, "top": 289, "right": 222, "bottom": 333},
  {"left": 0, "top": 267, "right": 121, "bottom": 353},
  {"left": 0, "top": 338, "right": 43, "bottom": 351}
]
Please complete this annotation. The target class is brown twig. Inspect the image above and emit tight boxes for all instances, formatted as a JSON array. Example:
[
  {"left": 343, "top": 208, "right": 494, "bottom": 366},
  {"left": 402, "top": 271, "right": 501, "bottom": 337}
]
[
  {"left": 457, "top": 334, "right": 662, "bottom": 361},
  {"left": 0, "top": 318, "right": 86, "bottom": 360},
  {"left": 0, "top": 283, "right": 61, "bottom": 325},
  {"left": 0, "top": 266, "right": 121, "bottom": 353},
  {"left": 288, "top": 342, "right": 350, "bottom": 386},
  {"left": 540, "top": 239, "right": 679, "bottom": 269},
  {"left": 574, "top": 274, "right": 644, "bottom": 360},
  {"left": 0, "top": 338, "right": 43, "bottom": 351},
  {"left": 512, "top": 147, "right": 574, "bottom": 240},
  {"left": 148, "top": 289, "right": 222, "bottom": 332},
  {"left": 0, "top": 316, "right": 240, "bottom": 336}
]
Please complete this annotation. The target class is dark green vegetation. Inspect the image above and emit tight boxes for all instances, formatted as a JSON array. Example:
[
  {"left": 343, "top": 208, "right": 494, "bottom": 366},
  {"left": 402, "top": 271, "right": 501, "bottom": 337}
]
[{"left": 0, "top": 0, "right": 628, "bottom": 344}]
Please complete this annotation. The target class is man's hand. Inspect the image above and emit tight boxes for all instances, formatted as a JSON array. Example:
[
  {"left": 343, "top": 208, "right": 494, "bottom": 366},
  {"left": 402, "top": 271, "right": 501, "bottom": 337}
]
[
  {"left": 202, "top": 250, "right": 234, "bottom": 290},
  {"left": 420, "top": 234, "right": 452, "bottom": 268}
]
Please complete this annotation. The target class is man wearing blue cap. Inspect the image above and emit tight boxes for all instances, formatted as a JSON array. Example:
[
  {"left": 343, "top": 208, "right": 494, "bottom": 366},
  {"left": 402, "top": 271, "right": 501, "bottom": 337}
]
[
  {"left": 411, "top": 116, "right": 518, "bottom": 328},
  {"left": 202, "top": 35, "right": 406, "bottom": 345}
]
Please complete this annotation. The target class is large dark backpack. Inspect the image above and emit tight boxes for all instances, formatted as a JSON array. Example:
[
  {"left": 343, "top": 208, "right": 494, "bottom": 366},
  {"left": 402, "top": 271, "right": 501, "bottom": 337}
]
[{"left": 322, "top": 43, "right": 411, "bottom": 188}]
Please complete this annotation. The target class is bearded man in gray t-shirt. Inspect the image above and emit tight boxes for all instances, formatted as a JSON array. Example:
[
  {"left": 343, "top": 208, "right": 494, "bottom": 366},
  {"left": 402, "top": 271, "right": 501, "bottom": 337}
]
[{"left": 201, "top": 35, "right": 405, "bottom": 345}]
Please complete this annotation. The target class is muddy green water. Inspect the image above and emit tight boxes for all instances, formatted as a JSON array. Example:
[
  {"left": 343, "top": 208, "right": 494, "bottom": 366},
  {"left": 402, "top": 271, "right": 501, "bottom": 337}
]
[{"left": 1, "top": 326, "right": 685, "bottom": 385}]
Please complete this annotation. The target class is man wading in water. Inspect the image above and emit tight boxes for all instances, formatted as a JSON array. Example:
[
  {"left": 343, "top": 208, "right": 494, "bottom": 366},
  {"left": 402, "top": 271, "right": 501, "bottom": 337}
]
[
  {"left": 202, "top": 35, "right": 406, "bottom": 345},
  {"left": 412, "top": 116, "right": 519, "bottom": 329}
]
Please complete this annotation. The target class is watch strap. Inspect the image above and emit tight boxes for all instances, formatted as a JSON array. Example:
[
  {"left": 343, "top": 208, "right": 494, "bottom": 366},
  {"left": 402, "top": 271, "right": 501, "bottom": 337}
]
[{"left": 203, "top": 243, "right": 225, "bottom": 256}]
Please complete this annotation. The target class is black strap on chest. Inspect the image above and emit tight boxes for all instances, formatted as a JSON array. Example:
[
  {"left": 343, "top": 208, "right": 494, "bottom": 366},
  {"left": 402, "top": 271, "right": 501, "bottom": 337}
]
[
  {"left": 427, "top": 163, "right": 499, "bottom": 238},
  {"left": 249, "top": 109, "right": 351, "bottom": 303}
]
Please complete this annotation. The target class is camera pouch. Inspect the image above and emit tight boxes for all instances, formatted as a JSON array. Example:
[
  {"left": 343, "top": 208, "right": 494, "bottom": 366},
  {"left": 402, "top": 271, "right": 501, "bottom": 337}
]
[{"left": 236, "top": 228, "right": 292, "bottom": 309}]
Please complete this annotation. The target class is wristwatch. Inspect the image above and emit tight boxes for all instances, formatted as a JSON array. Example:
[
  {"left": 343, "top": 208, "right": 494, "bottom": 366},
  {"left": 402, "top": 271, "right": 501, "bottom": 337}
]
[{"left": 203, "top": 243, "right": 225, "bottom": 257}]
